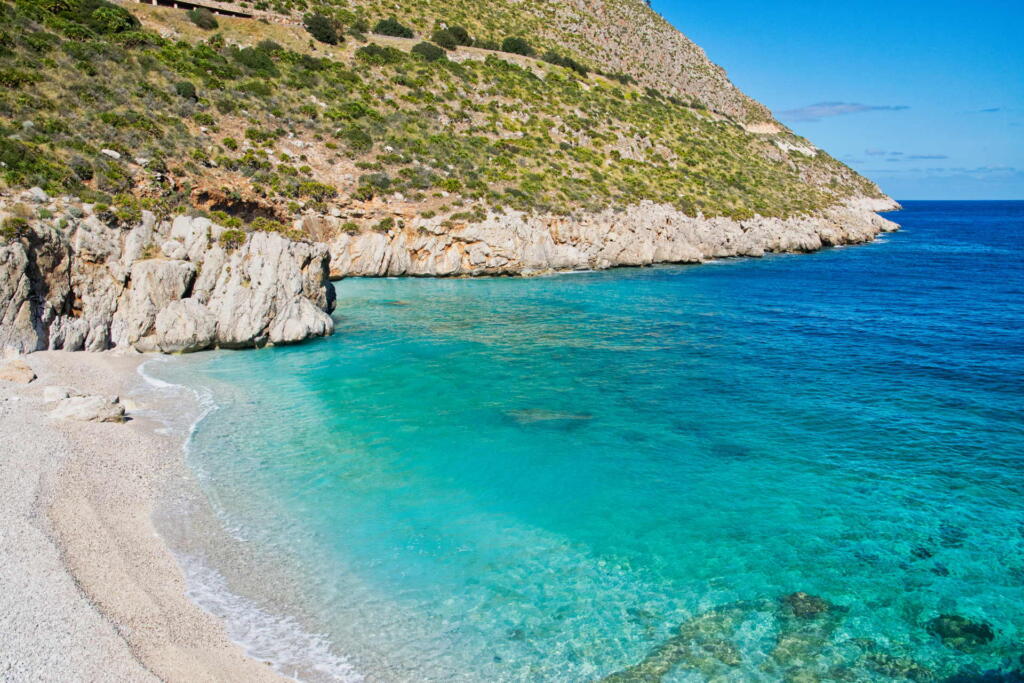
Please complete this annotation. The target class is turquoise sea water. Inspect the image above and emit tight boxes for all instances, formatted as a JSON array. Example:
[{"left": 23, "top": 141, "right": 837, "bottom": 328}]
[{"left": 156, "top": 201, "right": 1024, "bottom": 682}]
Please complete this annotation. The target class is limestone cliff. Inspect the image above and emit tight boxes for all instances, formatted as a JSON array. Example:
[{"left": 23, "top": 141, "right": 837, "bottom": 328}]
[
  {"left": 0, "top": 191, "right": 335, "bottom": 354},
  {"left": 321, "top": 198, "right": 900, "bottom": 278}
]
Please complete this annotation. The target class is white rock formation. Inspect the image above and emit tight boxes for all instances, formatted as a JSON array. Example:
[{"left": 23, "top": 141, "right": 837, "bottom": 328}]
[
  {"left": 325, "top": 199, "right": 900, "bottom": 278},
  {"left": 0, "top": 209, "right": 336, "bottom": 354},
  {"left": 48, "top": 395, "right": 126, "bottom": 423},
  {"left": 154, "top": 299, "right": 217, "bottom": 353}
]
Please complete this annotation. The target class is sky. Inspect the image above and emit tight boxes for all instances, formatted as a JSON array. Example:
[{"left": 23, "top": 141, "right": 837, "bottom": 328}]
[{"left": 652, "top": 1, "right": 1024, "bottom": 199}]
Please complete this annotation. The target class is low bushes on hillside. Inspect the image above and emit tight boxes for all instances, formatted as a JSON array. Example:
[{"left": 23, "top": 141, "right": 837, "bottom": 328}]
[
  {"left": 501, "top": 36, "right": 534, "bottom": 56},
  {"left": 430, "top": 29, "right": 457, "bottom": 50},
  {"left": 373, "top": 17, "right": 413, "bottom": 38},
  {"left": 411, "top": 41, "right": 446, "bottom": 61},
  {"left": 542, "top": 51, "right": 588, "bottom": 76},
  {"left": 304, "top": 13, "right": 340, "bottom": 45},
  {"left": 447, "top": 25, "right": 472, "bottom": 46},
  {"left": 355, "top": 43, "right": 404, "bottom": 65},
  {"left": 186, "top": 8, "right": 218, "bottom": 30}
]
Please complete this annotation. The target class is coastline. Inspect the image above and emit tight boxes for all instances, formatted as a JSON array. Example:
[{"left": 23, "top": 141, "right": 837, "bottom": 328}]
[{"left": 0, "top": 350, "right": 286, "bottom": 681}]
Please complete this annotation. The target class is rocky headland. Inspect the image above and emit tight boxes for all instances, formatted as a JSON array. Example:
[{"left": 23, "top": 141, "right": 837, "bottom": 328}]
[
  {"left": 324, "top": 197, "right": 899, "bottom": 278},
  {"left": 1, "top": 189, "right": 335, "bottom": 354}
]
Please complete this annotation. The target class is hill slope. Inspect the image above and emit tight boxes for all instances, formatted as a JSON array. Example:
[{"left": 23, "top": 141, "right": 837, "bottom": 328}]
[{"left": 1, "top": 0, "right": 888, "bottom": 225}]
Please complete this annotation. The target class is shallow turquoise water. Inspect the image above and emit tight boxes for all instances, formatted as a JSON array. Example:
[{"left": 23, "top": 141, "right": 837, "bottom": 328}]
[{"left": 159, "top": 202, "right": 1024, "bottom": 681}]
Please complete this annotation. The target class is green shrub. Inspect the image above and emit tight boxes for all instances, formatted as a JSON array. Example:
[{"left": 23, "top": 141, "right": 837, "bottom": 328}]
[
  {"left": 501, "top": 36, "right": 534, "bottom": 56},
  {"left": 431, "top": 29, "right": 457, "bottom": 50},
  {"left": 186, "top": 8, "right": 218, "bottom": 30},
  {"left": 257, "top": 39, "right": 283, "bottom": 53},
  {"left": 340, "top": 221, "right": 359, "bottom": 233},
  {"left": 1, "top": 217, "right": 30, "bottom": 242},
  {"left": 447, "top": 25, "right": 472, "bottom": 46},
  {"left": 543, "top": 51, "right": 588, "bottom": 76},
  {"left": 219, "top": 228, "right": 246, "bottom": 249},
  {"left": 373, "top": 17, "right": 413, "bottom": 38},
  {"left": 88, "top": 5, "right": 138, "bottom": 34},
  {"left": 298, "top": 180, "right": 336, "bottom": 200},
  {"left": 303, "top": 13, "right": 339, "bottom": 45},
  {"left": 411, "top": 41, "right": 446, "bottom": 62},
  {"left": 475, "top": 39, "right": 500, "bottom": 51},
  {"left": 372, "top": 216, "right": 395, "bottom": 232},
  {"left": 233, "top": 46, "right": 278, "bottom": 77},
  {"left": 0, "top": 68, "right": 42, "bottom": 88},
  {"left": 355, "top": 44, "right": 404, "bottom": 65},
  {"left": 69, "top": 158, "right": 93, "bottom": 181},
  {"left": 174, "top": 80, "right": 197, "bottom": 100},
  {"left": 222, "top": 137, "right": 239, "bottom": 151},
  {"left": 338, "top": 125, "right": 373, "bottom": 152}
]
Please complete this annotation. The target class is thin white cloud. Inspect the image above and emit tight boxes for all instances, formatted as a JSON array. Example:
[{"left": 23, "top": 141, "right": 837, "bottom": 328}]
[{"left": 779, "top": 102, "right": 910, "bottom": 122}]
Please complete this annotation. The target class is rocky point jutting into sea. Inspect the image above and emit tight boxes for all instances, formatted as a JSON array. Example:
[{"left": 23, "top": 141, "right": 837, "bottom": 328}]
[{"left": 1, "top": 188, "right": 898, "bottom": 353}]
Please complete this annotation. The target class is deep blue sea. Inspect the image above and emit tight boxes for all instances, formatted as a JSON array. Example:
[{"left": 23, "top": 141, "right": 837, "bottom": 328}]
[{"left": 155, "top": 201, "right": 1024, "bottom": 682}]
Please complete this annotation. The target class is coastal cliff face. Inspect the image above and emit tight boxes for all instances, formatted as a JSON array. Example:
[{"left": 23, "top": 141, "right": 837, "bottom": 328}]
[
  {"left": 0, "top": 192, "right": 335, "bottom": 354},
  {"left": 324, "top": 198, "right": 900, "bottom": 277}
]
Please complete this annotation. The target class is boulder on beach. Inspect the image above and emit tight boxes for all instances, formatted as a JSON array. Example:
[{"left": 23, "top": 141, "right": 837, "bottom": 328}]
[
  {"left": 48, "top": 395, "right": 126, "bottom": 423},
  {"left": 0, "top": 358, "right": 36, "bottom": 384}
]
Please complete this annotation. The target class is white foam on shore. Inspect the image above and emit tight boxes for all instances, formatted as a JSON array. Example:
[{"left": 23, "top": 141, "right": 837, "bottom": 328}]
[
  {"left": 179, "top": 555, "right": 362, "bottom": 683},
  {"left": 136, "top": 356, "right": 363, "bottom": 682}
]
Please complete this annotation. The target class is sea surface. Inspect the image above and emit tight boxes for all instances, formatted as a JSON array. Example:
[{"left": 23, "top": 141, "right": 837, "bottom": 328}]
[{"left": 153, "top": 201, "right": 1024, "bottom": 682}]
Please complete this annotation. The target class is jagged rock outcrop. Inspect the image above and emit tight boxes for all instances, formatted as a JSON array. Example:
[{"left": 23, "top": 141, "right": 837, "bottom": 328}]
[
  {"left": 0, "top": 198, "right": 336, "bottom": 355},
  {"left": 325, "top": 198, "right": 900, "bottom": 278}
]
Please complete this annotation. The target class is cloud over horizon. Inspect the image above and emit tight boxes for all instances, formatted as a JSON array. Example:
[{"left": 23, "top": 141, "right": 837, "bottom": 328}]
[{"left": 778, "top": 102, "right": 910, "bottom": 122}]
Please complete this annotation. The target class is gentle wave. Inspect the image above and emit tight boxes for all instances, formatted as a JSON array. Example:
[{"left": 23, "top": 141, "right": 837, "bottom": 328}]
[{"left": 138, "top": 357, "right": 363, "bottom": 682}]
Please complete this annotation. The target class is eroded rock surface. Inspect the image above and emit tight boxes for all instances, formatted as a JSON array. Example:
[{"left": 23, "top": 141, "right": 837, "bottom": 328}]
[
  {"left": 325, "top": 198, "right": 900, "bottom": 278},
  {"left": 0, "top": 207, "right": 336, "bottom": 354},
  {"left": 48, "top": 395, "right": 126, "bottom": 423}
]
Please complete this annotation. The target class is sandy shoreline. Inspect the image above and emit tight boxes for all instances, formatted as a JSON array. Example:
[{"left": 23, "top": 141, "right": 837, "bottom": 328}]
[{"left": 0, "top": 350, "right": 285, "bottom": 681}]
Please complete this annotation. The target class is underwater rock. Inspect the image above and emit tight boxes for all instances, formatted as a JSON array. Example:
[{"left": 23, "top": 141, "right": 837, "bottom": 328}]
[
  {"left": 932, "top": 564, "right": 951, "bottom": 577},
  {"left": 506, "top": 409, "right": 593, "bottom": 424},
  {"left": 925, "top": 614, "right": 995, "bottom": 652},
  {"left": 863, "top": 652, "right": 933, "bottom": 682},
  {"left": 602, "top": 601, "right": 768, "bottom": 681},
  {"left": 912, "top": 546, "right": 935, "bottom": 560},
  {"left": 939, "top": 523, "right": 968, "bottom": 548},
  {"left": 782, "top": 592, "right": 833, "bottom": 619}
]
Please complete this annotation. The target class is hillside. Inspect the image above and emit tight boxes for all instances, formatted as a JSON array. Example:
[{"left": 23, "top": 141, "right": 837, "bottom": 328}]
[{"left": 1, "top": 0, "right": 887, "bottom": 228}]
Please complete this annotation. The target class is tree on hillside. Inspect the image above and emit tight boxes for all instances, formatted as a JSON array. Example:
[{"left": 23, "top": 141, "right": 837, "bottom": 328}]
[
  {"left": 501, "top": 36, "right": 534, "bottom": 57},
  {"left": 304, "top": 13, "right": 341, "bottom": 45},
  {"left": 373, "top": 17, "right": 414, "bottom": 38}
]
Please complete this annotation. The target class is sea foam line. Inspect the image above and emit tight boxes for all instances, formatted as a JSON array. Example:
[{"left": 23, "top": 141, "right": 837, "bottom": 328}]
[{"left": 137, "top": 357, "right": 363, "bottom": 682}]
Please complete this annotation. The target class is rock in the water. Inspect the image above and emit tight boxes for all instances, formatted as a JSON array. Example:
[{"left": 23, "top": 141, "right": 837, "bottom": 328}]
[
  {"left": 155, "top": 299, "right": 216, "bottom": 353},
  {"left": 926, "top": 614, "right": 996, "bottom": 651},
  {"left": 863, "top": 652, "right": 932, "bottom": 682},
  {"left": 48, "top": 395, "right": 126, "bottom": 423},
  {"left": 0, "top": 358, "right": 36, "bottom": 383},
  {"left": 781, "top": 592, "right": 833, "bottom": 619}
]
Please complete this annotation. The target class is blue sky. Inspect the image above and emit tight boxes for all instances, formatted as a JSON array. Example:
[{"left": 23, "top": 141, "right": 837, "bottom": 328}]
[{"left": 653, "top": 1, "right": 1024, "bottom": 199}]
